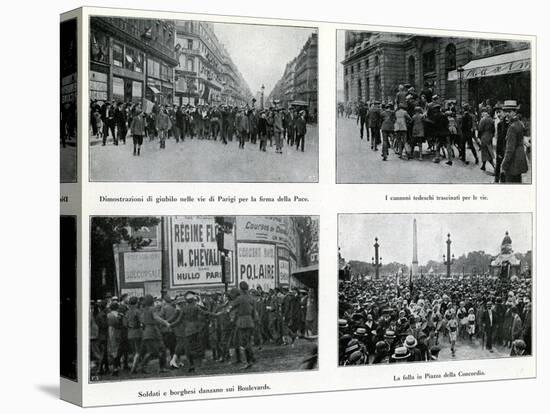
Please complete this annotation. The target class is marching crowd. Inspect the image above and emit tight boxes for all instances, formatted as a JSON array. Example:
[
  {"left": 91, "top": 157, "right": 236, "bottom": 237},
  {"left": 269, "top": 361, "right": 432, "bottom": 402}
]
[
  {"left": 89, "top": 98, "right": 309, "bottom": 157},
  {"left": 338, "top": 83, "right": 530, "bottom": 183},
  {"left": 338, "top": 274, "right": 532, "bottom": 365},
  {"left": 89, "top": 282, "right": 318, "bottom": 379}
]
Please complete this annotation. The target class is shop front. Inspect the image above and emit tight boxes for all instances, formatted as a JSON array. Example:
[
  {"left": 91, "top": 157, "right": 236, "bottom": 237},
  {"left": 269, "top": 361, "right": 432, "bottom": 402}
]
[{"left": 448, "top": 48, "right": 531, "bottom": 120}]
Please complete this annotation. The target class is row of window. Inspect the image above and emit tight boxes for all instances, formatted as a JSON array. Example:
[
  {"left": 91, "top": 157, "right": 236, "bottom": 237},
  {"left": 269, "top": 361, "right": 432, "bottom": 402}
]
[
  {"left": 147, "top": 57, "right": 173, "bottom": 82},
  {"left": 92, "top": 32, "right": 174, "bottom": 83},
  {"left": 112, "top": 41, "right": 144, "bottom": 73},
  {"left": 345, "top": 55, "right": 380, "bottom": 76},
  {"left": 344, "top": 44, "right": 457, "bottom": 78}
]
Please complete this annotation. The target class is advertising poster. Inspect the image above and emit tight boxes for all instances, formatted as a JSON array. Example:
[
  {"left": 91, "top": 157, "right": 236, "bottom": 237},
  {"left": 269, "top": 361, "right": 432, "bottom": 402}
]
[
  {"left": 170, "top": 216, "right": 225, "bottom": 287},
  {"left": 237, "top": 242, "right": 276, "bottom": 291}
]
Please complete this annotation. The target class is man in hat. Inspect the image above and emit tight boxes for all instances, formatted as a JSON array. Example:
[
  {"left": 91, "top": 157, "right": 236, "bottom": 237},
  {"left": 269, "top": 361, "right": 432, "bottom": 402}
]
[
  {"left": 136, "top": 294, "right": 171, "bottom": 374},
  {"left": 114, "top": 102, "right": 127, "bottom": 145},
  {"left": 273, "top": 103, "right": 284, "bottom": 154},
  {"left": 482, "top": 301, "right": 496, "bottom": 352},
  {"left": 460, "top": 104, "right": 479, "bottom": 164},
  {"left": 231, "top": 281, "right": 257, "bottom": 368},
  {"left": 357, "top": 101, "right": 369, "bottom": 141},
  {"left": 124, "top": 296, "right": 143, "bottom": 373},
  {"left": 390, "top": 346, "right": 410, "bottom": 363},
  {"left": 258, "top": 110, "right": 268, "bottom": 151},
  {"left": 477, "top": 110, "right": 496, "bottom": 173},
  {"left": 404, "top": 334, "right": 422, "bottom": 362},
  {"left": 501, "top": 100, "right": 528, "bottom": 183},
  {"left": 368, "top": 101, "right": 382, "bottom": 151},
  {"left": 494, "top": 103, "right": 508, "bottom": 182},
  {"left": 295, "top": 110, "right": 307, "bottom": 152},
  {"left": 431, "top": 103, "right": 453, "bottom": 165}
]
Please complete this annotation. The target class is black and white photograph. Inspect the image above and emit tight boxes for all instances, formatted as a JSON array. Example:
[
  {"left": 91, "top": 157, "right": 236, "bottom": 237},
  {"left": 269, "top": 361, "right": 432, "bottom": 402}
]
[
  {"left": 336, "top": 30, "right": 532, "bottom": 184},
  {"left": 338, "top": 213, "right": 533, "bottom": 365},
  {"left": 60, "top": 19, "right": 78, "bottom": 183},
  {"left": 89, "top": 17, "right": 318, "bottom": 182},
  {"left": 60, "top": 216, "right": 78, "bottom": 381},
  {"left": 89, "top": 215, "right": 319, "bottom": 382}
]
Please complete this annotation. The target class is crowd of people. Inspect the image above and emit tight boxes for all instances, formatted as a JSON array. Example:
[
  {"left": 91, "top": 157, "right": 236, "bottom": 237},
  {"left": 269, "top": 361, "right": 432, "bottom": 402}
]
[
  {"left": 89, "top": 282, "right": 318, "bottom": 379},
  {"left": 338, "top": 83, "right": 530, "bottom": 183},
  {"left": 89, "top": 98, "right": 310, "bottom": 157},
  {"left": 338, "top": 274, "right": 532, "bottom": 365}
]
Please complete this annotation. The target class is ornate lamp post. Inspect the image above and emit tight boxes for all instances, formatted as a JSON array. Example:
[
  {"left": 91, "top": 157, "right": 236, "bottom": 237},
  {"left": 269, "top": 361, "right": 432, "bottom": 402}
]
[
  {"left": 372, "top": 237, "right": 382, "bottom": 280},
  {"left": 443, "top": 233, "right": 455, "bottom": 278}
]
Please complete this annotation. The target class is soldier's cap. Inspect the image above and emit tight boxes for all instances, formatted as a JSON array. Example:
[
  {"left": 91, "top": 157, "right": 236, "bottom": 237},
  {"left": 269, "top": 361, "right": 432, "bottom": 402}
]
[
  {"left": 239, "top": 281, "right": 249, "bottom": 291},
  {"left": 184, "top": 291, "right": 197, "bottom": 299}
]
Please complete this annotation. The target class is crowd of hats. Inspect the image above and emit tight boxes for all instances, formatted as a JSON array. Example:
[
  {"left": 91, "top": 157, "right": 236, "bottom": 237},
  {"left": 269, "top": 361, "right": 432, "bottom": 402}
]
[{"left": 338, "top": 274, "right": 532, "bottom": 365}]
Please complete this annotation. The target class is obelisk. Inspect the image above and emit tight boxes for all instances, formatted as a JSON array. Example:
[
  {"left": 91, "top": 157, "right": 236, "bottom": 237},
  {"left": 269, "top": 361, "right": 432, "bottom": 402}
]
[{"left": 412, "top": 218, "right": 419, "bottom": 275}]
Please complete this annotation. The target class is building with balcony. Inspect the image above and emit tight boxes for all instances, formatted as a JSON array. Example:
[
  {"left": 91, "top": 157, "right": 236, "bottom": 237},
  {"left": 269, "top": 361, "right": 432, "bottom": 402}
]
[
  {"left": 175, "top": 21, "right": 253, "bottom": 106},
  {"left": 89, "top": 16, "right": 178, "bottom": 106},
  {"left": 342, "top": 31, "right": 531, "bottom": 117}
]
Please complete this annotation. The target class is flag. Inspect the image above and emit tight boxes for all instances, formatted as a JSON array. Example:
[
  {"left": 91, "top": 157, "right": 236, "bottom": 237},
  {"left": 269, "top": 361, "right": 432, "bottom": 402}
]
[{"left": 202, "top": 84, "right": 210, "bottom": 102}]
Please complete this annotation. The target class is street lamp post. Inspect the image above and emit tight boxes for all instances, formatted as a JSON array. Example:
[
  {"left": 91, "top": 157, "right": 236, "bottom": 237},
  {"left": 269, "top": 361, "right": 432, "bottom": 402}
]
[
  {"left": 457, "top": 65, "right": 465, "bottom": 110},
  {"left": 443, "top": 233, "right": 455, "bottom": 278},
  {"left": 260, "top": 84, "right": 265, "bottom": 110}
]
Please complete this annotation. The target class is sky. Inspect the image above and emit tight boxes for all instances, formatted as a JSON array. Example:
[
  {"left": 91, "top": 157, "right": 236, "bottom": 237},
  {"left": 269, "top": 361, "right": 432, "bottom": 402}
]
[
  {"left": 339, "top": 214, "right": 532, "bottom": 266},
  {"left": 211, "top": 22, "right": 316, "bottom": 97}
]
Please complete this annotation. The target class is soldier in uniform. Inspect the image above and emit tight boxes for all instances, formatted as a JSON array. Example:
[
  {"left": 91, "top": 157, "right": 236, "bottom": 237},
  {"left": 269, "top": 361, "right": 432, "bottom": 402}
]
[
  {"left": 169, "top": 291, "right": 210, "bottom": 373},
  {"left": 135, "top": 294, "right": 171, "bottom": 374},
  {"left": 231, "top": 281, "right": 257, "bottom": 368},
  {"left": 124, "top": 296, "right": 142, "bottom": 373}
]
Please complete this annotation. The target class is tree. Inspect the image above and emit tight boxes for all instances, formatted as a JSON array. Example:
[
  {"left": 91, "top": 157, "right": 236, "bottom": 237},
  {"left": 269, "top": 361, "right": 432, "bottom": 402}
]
[{"left": 90, "top": 216, "right": 160, "bottom": 299}]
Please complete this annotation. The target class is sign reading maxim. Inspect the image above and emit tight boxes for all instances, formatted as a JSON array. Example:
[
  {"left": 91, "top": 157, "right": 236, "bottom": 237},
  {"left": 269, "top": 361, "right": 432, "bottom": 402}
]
[{"left": 170, "top": 216, "right": 223, "bottom": 287}]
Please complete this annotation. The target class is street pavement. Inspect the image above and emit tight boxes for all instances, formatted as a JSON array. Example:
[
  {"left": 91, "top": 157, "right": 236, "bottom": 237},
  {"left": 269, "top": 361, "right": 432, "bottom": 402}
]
[
  {"left": 436, "top": 336, "right": 510, "bottom": 362},
  {"left": 60, "top": 144, "right": 77, "bottom": 182},
  {"left": 90, "top": 126, "right": 318, "bottom": 182},
  {"left": 91, "top": 338, "right": 316, "bottom": 382},
  {"left": 337, "top": 117, "right": 532, "bottom": 184}
]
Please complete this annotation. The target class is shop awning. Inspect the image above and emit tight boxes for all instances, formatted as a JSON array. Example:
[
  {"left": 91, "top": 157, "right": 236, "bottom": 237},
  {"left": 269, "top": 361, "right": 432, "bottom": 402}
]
[
  {"left": 292, "top": 264, "right": 318, "bottom": 289},
  {"left": 147, "top": 85, "right": 161, "bottom": 94},
  {"left": 448, "top": 49, "right": 531, "bottom": 81}
]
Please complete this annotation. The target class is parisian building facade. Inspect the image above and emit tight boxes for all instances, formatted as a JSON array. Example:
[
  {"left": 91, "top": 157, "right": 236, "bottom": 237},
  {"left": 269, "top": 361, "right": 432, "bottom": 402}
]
[
  {"left": 342, "top": 32, "right": 531, "bottom": 116},
  {"left": 268, "top": 33, "right": 318, "bottom": 114},
  {"left": 89, "top": 17, "right": 179, "bottom": 106},
  {"left": 175, "top": 21, "right": 253, "bottom": 106}
]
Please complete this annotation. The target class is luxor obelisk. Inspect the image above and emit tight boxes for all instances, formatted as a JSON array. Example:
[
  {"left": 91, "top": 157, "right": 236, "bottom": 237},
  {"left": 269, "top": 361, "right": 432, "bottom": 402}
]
[{"left": 412, "top": 218, "right": 419, "bottom": 275}]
